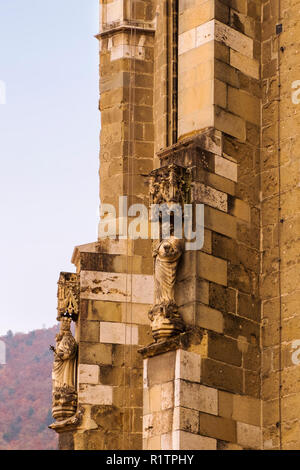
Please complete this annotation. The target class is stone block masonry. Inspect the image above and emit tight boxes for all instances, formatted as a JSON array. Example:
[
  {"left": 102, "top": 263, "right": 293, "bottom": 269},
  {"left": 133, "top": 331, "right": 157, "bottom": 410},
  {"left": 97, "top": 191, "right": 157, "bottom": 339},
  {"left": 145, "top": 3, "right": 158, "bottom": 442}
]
[
  {"left": 50, "top": 0, "right": 300, "bottom": 451},
  {"left": 140, "top": 331, "right": 261, "bottom": 450},
  {"left": 260, "top": 0, "right": 300, "bottom": 451}
]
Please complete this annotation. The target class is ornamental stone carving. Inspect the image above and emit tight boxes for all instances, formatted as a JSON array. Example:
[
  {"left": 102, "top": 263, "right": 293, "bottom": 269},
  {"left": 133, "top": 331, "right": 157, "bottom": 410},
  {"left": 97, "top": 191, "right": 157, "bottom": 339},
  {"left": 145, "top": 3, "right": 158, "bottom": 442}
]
[
  {"left": 57, "top": 272, "right": 80, "bottom": 321},
  {"left": 49, "top": 407, "right": 84, "bottom": 433},
  {"left": 149, "top": 164, "right": 191, "bottom": 207}
]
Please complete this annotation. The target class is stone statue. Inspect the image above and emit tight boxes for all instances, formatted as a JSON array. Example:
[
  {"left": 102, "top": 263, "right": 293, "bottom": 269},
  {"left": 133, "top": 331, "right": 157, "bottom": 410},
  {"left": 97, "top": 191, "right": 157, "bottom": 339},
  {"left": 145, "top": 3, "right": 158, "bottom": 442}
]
[
  {"left": 149, "top": 236, "right": 185, "bottom": 341},
  {"left": 153, "top": 236, "right": 184, "bottom": 304},
  {"left": 51, "top": 317, "right": 77, "bottom": 388},
  {"left": 148, "top": 164, "right": 190, "bottom": 341},
  {"left": 50, "top": 316, "right": 78, "bottom": 421}
]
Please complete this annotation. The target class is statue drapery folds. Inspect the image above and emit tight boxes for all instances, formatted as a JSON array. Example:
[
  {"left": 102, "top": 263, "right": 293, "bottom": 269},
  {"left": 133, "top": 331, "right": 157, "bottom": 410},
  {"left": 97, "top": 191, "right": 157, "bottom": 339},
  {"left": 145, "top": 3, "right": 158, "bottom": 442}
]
[
  {"left": 148, "top": 164, "right": 191, "bottom": 342},
  {"left": 52, "top": 316, "right": 77, "bottom": 389}
]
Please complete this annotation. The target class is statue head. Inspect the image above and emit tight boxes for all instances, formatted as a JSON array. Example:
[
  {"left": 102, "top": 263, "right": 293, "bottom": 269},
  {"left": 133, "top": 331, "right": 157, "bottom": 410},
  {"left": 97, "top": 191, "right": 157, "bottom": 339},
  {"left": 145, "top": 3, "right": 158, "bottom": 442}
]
[
  {"left": 60, "top": 316, "right": 72, "bottom": 333},
  {"left": 157, "top": 237, "right": 184, "bottom": 262}
]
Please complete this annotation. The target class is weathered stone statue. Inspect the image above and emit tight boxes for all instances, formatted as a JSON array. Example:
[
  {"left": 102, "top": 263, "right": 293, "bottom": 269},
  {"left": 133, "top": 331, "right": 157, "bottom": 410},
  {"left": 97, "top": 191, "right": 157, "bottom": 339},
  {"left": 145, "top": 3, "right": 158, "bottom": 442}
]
[
  {"left": 147, "top": 164, "right": 191, "bottom": 342},
  {"left": 50, "top": 316, "right": 78, "bottom": 421},
  {"left": 149, "top": 235, "right": 185, "bottom": 341},
  {"left": 52, "top": 316, "right": 77, "bottom": 388},
  {"left": 153, "top": 236, "right": 184, "bottom": 304}
]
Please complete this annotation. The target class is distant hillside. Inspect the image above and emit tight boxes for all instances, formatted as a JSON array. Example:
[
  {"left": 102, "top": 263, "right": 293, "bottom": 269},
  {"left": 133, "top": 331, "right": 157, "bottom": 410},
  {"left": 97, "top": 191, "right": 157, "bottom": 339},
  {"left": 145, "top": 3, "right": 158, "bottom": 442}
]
[{"left": 0, "top": 326, "right": 59, "bottom": 450}]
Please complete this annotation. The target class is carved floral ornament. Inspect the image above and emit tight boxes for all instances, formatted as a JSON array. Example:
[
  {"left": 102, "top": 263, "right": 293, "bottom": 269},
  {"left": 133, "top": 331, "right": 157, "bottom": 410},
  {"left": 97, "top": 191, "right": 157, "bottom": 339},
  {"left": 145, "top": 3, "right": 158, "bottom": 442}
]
[{"left": 149, "top": 164, "right": 192, "bottom": 207}]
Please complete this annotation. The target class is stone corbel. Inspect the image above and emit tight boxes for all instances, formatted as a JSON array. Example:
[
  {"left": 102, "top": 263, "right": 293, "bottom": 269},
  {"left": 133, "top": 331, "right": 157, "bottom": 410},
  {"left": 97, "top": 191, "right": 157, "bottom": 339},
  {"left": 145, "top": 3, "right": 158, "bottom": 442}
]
[
  {"left": 49, "top": 407, "right": 84, "bottom": 433},
  {"left": 149, "top": 163, "right": 191, "bottom": 207}
]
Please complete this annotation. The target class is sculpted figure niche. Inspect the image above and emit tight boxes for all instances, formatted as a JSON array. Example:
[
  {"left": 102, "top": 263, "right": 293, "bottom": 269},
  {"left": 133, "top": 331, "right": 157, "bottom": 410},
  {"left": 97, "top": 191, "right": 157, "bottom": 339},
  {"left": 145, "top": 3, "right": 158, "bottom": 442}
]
[
  {"left": 149, "top": 234, "right": 185, "bottom": 341},
  {"left": 49, "top": 272, "right": 83, "bottom": 433},
  {"left": 148, "top": 164, "right": 190, "bottom": 342},
  {"left": 50, "top": 316, "right": 78, "bottom": 422}
]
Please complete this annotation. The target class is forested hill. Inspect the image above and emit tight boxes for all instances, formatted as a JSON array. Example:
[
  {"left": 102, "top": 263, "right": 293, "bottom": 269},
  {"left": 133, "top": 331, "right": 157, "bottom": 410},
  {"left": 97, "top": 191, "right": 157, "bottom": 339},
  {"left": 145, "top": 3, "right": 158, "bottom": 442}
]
[{"left": 0, "top": 326, "right": 59, "bottom": 450}]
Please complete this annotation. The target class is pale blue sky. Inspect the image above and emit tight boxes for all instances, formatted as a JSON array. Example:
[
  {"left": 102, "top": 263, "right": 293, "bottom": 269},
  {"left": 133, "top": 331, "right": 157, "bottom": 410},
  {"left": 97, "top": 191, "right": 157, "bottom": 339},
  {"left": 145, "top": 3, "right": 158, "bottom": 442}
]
[{"left": 0, "top": 0, "right": 100, "bottom": 334}]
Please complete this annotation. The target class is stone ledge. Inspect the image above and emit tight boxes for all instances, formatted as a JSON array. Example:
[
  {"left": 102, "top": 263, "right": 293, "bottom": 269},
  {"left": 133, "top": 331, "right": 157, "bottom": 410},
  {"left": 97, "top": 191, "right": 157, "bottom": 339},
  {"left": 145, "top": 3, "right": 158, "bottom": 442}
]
[
  {"left": 96, "top": 21, "right": 155, "bottom": 39},
  {"left": 138, "top": 327, "right": 204, "bottom": 359},
  {"left": 49, "top": 407, "right": 84, "bottom": 434},
  {"left": 157, "top": 128, "right": 222, "bottom": 160}
]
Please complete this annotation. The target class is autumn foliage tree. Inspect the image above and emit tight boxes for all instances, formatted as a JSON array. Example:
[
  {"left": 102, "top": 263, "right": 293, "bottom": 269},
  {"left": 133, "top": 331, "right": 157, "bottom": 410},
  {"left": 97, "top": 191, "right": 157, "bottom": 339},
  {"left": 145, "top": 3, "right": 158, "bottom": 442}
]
[{"left": 0, "top": 326, "right": 59, "bottom": 450}]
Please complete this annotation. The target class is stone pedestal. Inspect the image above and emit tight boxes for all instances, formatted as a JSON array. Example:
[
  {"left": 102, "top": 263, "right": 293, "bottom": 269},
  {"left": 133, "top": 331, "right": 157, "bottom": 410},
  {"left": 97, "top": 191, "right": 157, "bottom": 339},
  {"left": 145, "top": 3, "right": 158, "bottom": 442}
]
[{"left": 140, "top": 330, "right": 217, "bottom": 450}]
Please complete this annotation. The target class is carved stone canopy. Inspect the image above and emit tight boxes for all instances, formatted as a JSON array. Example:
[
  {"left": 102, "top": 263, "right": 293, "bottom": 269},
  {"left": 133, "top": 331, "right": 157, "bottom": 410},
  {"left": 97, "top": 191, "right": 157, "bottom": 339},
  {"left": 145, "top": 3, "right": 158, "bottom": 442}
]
[
  {"left": 149, "top": 164, "right": 191, "bottom": 207},
  {"left": 57, "top": 272, "right": 80, "bottom": 321}
]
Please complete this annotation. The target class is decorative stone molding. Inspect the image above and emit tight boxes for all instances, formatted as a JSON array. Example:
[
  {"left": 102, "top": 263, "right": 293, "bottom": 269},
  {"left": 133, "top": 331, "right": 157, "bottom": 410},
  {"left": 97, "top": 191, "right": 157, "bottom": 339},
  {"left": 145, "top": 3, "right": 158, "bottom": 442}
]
[
  {"left": 50, "top": 317, "right": 78, "bottom": 426},
  {"left": 149, "top": 164, "right": 191, "bottom": 207},
  {"left": 138, "top": 327, "right": 205, "bottom": 358},
  {"left": 95, "top": 20, "right": 155, "bottom": 39},
  {"left": 57, "top": 272, "right": 80, "bottom": 321},
  {"left": 156, "top": 129, "right": 223, "bottom": 168}
]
